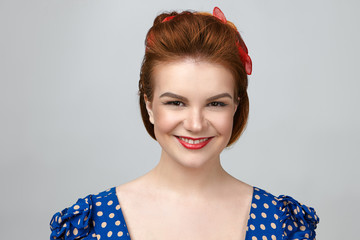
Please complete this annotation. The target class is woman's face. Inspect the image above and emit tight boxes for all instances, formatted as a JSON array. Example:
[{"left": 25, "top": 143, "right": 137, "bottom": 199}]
[{"left": 146, "top": 59, "right": 238, "bottom": 169}]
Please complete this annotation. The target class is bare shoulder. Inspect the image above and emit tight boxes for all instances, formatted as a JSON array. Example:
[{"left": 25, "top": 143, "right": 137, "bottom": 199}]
[
  {"left": 115, "top": 174, "right": 155, "bottom": 204},
  {"left": 223, "top": 174, "right": 254, "bottom": 201}
]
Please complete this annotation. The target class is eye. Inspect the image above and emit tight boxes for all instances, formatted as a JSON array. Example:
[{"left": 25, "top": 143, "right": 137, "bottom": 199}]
[
  {"left": 164, "top": 101, "right": 185, "bottom": 106},
  {"left": 208, "top": 101, "right": 227, "bottom": 107}
]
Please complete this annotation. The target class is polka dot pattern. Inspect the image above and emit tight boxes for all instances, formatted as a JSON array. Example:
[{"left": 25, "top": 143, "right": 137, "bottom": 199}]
[
  {"left": 50, "top": 186, "right": 319, "bottom": 240},
  {"left": 245, "top": 187, "right": 319, "bottom": 240},
  {"left": 50, "top": 187, "right": 130, "bottom": 239}
]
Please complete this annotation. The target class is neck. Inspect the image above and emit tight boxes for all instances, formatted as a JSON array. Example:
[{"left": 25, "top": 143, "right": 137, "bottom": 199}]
[{"left": 147, "top": 150, "right": 229, "bottom": 197}]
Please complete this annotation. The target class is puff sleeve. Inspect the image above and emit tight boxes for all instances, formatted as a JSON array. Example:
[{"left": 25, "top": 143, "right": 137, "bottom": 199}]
[
  {"left": 50, "top": 195, "right": 96, "bottom": 240},
  {"left": 278, "top": 195, "right": 319, "bottom": 240}
]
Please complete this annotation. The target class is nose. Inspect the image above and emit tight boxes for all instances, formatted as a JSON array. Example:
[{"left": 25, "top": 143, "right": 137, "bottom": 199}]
[{"left": 183, "top": 108, "right": 207, "bottom": 133}]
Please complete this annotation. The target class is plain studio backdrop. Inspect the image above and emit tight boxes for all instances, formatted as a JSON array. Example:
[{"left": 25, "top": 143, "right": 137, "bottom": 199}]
[{"left": 0, "top": 0, "right": 359, "bottom": 239}]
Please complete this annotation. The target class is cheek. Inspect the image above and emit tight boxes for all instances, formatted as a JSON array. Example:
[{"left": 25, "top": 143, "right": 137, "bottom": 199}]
[
  {"left": 153, "top": 108, "right": 181, "bottom": 136},
  {"left": 208, "top": 111, "right": 234, "bottom": 136}
]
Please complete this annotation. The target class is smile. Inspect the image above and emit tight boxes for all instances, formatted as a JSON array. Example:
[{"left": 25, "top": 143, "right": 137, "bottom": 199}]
[{"left": 176, "top": 136, "right": 213, "bottom": 150}]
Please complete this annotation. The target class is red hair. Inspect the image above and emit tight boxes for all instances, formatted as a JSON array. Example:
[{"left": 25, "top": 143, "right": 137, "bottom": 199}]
[{"left": 138, "top": 10, "right": 249, "bottom": 146}]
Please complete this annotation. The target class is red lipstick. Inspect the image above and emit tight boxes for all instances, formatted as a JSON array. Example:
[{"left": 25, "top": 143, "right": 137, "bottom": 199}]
[{"left": 176, "top": 136, "right": 213, "bottom": 150}]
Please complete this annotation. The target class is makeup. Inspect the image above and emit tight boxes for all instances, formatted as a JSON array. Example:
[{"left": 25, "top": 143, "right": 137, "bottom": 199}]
[{"left": 176, "top": 136, "right": 213, "bottom": 150}]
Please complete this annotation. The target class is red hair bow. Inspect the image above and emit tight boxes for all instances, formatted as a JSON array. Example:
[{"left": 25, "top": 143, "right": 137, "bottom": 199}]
[
  {"left": 162, "top": 15, "right": 175, "bottom": 23},
  {"left": 213, "top": 7, "right": 252, "bottom": 75}
]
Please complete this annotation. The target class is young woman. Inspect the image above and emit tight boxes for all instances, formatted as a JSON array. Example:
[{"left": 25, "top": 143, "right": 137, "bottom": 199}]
[{"left": 50, "top": 7, "right": 319, "bottom": 240}]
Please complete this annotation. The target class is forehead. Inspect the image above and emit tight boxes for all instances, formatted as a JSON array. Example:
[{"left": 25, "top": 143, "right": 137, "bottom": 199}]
[{"left": 152, "top": 59, "right": 235, "bottom": 96}]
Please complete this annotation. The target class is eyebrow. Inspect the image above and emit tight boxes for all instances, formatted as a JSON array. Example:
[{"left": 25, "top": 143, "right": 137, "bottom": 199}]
[
  {"left": 159, "top": 92, "right": 188, "bottom": 101},
  {"left": 206, "top": 93, "right": 233, "bottom": 101},
  {"left": 159, "top": 92, "right": 233, "bottom": 101}
]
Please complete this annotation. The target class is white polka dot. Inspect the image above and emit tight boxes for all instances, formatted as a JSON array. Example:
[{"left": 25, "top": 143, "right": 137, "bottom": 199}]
[
  {"left": 107, "top": 231, "right": 112, "bottom": 237},
  {"left": 288, "top": 225, "right": 293, "bottom": 231},
  {"left": 73, "top": 228, "right": 78, "bottom": 235},
  {"left": 252, "top": 203, "right": 257, "bottom": 208},
  {"left": 73, "top": 205, "right": 80, "bottom": 210},
  {"left": 92, "top": 233, "right": 96, "bottom": 237},
  {"left": 96, "top": 202, "right": 102, "bottom": 206},
  {"left": 252, "top": 237, "right": 257, "bottom": 240},
  {"left": 271, "top": 223, "right": 276, "bottom": 229},
  {"left": 97, "top": 211, "right": 103, "bottom": 217},
  {"left": 274, "top": 214, "right": 279, "bottom": 220},
  {"left": 73, "top": 211, "right": 79, "bottom": 214},
  {"left": 261, "top": 212, "right": 267, "bottom": 218},
  {"left": 84, "top": 215, "right": 88, "bottom": 221},
  {"left": 101, "top": 222, "right": 107, "bottom": 228},
  {"left": 272, "top": 200, "right": 277, "bottom": 205},
  {"left": 263, "top": 203, "right": 269, "bottom": 209},
  {"left": 262, "top": 236, "right": 267, "bottom": 240},
  {"left": 305, "top": 233, "right": 309, "bottom": 238},
  {"left": 300, "top": 226, "right": 306, "bottom": 231},
  {"left": 250, "top": 225, "right": 255, "bottom": 230},
  {"left": 66, "top": 230, "right": 70, "bottom": 237},
  {"left": 255, "top": 195, "right": 260, "bottom": 200},
  {"left": 97, "top": 234, "right": 101, "bottom": 240},
  {"left": 251, "top": 213, "right": 256, "bottom": 219},
  {"left": 78, "top": 218, "right": 81, "bottom": 225},
  {"left": 260, "top": 224, "right": 265, "bottom": 230},
  {"left": 109, "top": 213, "right": 115, "bottom": 218},
  {"left": 294, "top": 222, "right": 298, "bottom": 227},
  {"left": 118, "top": 231, "right": 123, "bottom": 237},
  {"left": 115, "top": 220, "right": 121, "bottom": 226},
  {"left": 271, "top": 235, "right": 277, "bottom": 240},
  {"left": 116, "top": 205, "right": 121, "bottom": 210},
  {"left": 108, "top": 200, "right": 113, "bottom": 206}
]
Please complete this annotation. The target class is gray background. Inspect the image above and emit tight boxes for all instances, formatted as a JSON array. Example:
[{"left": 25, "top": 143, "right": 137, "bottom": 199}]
[{"left": 1, "top": 0, "right": 359, "bottom": 239}]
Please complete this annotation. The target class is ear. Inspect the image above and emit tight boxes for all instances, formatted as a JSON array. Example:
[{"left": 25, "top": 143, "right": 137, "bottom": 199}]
[
  {"left": 144, "top": 94, "right": 154, "bottom": 124},
  {"left": 233, "top": 97, "right": 240, "bottom": 114}
]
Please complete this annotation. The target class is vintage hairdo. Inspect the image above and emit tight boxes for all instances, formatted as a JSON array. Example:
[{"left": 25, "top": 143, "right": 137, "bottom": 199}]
[{"left": 138, "top": 7, "right": 251, "bottom": 146}]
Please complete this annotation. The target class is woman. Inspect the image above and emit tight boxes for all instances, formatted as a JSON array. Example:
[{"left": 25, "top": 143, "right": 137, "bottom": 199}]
[{"left": 50, "top": 7, "right": 319, "bottom": 240}]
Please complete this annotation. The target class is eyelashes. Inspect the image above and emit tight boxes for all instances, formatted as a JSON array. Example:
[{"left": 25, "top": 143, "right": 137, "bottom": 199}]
[
  {"left": 208, "top": 102, "right": 227, "bottom": 107},
  {"left": 163, "top": 101, "right": 184, "bottom": 106}
]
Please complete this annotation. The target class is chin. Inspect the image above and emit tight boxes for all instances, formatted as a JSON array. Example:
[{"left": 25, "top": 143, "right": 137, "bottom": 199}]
[{"left": 172, "top": 151, "right": 220, "bottom": 170}]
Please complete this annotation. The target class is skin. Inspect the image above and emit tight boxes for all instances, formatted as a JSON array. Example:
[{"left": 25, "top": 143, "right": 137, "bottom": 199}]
[{"left": 117, "top": 59, "right": 253, "bottom": 240}]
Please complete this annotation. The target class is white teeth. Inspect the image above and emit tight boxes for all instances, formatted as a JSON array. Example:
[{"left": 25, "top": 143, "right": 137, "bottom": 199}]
[{"left": 179, "top": 137, "right": 209, "bottom": 144}]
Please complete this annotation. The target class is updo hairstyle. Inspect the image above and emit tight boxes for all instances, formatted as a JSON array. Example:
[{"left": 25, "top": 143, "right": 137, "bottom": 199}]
[{"left": 138, "top": 9, "right": 250, "bottom": 146}]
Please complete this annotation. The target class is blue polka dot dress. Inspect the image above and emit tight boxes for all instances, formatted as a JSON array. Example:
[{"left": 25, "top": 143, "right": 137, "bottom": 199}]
[{"left": 50, "top": 187, "right": 319, "bottom": 240}]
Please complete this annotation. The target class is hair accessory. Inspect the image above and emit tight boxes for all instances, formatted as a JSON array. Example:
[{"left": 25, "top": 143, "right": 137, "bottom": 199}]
[
  {"left": 213, "top": 7, "right": 227, "bottom": 23},
  {"left": 213, "top": 7, "right": 252, "bottom": 75},
  {"left": 162, "top": 15, "right": 175, "bottom": 23}
]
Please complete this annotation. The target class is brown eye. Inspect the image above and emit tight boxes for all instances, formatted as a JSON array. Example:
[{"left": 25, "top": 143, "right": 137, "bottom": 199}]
[
  {"left": 165, "top": 101, "right": 185, "bottom": 106},
  {"left": 208, "top": 102, "right": 227, "bottom": 107}
]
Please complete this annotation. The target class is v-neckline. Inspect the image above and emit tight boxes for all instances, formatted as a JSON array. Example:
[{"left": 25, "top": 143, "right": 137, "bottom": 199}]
[{"left": 112, "top": 186, "right": 255, "bottom": 240}]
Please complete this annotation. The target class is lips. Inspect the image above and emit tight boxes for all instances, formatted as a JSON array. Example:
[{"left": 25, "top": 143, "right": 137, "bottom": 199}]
[{"left": 176, "top": 136, "right": 213, "bottom": 150}]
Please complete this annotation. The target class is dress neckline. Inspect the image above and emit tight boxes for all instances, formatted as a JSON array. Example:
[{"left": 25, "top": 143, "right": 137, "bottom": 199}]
[{"left": 109, "top": 186, "right": 255, "bottom": 240}]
